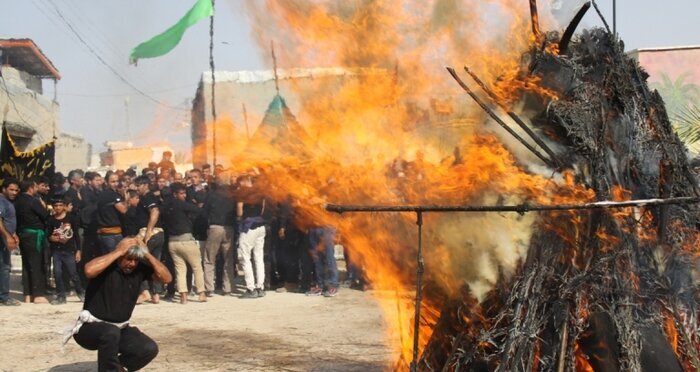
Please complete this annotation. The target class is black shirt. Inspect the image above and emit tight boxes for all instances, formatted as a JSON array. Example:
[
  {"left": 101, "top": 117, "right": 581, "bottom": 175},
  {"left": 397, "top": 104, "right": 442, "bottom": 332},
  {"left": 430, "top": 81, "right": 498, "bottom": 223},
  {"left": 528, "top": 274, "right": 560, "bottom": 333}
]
[
  {"left": 80, "top": 186, "right": 100, "bottom": 206},
  {"left": 162, "top": 199, "right": 201, "bottom": 236},
  {"left": 136, "top": 192, "right": 161, "bottom": 229},
  {"left": 79, "top": 186, "right": 101, "bottom": 232},
  {"left": 15, "top": 193, "right": 48, "bottom": 230},
  {"left": 83, "top": 262, "right": 153, "bottom": 323},
  {"left": 187, "top": 186, "right": 208, "bottom": 240},
  {"left": 121, "top": 208, "right": 140, "bottom": 237},
  {"left": 64, "top": 188, "right": 84, "bottom": 217},
  {"left": 96, "top": 188, "right": 123, "bottom": 229},
  {"left": 186, "top": 186, "right": 207, "bottom": 205},
  {"left": 47, "top": 214, "right": 80, "bottom": 252},
  {"left": 204, "top": 188, "right": 235, "bottom": 226}
]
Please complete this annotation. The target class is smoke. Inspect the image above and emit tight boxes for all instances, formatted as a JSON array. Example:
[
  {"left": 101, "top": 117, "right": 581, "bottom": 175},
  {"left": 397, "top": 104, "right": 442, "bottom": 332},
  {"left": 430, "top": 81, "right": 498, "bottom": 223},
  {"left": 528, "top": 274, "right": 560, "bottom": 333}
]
[
  {"left": 549, "top": 0, "right": 590, "bottom": 28},
  {"left": 426, "top": 195, "right": 536, "bottom": 300}
]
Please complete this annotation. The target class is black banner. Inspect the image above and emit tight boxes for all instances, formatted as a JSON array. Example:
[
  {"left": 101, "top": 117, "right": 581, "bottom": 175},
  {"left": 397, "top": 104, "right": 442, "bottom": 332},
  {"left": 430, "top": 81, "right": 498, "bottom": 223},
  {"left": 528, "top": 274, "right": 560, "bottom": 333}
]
[{"left": 0, "top": 123, "right": 55, "bottom": 185}]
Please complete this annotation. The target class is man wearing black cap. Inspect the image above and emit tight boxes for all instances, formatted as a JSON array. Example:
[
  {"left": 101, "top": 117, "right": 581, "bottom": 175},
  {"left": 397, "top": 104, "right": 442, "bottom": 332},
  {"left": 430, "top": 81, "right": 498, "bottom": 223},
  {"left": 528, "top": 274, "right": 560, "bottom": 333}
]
[
  {"left": 70, "top": 237, "right": 172, "bottom": 372},
  {"left": 47, "top": 195, "right": 83, "bottom": 305}
]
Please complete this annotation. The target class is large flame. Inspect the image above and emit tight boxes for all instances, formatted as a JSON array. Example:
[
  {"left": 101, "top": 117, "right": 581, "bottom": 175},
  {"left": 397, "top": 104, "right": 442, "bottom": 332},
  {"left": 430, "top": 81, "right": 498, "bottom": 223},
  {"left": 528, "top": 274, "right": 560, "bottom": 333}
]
[{"left": 200, "top": 0, "right": 652, "bottom": 365}]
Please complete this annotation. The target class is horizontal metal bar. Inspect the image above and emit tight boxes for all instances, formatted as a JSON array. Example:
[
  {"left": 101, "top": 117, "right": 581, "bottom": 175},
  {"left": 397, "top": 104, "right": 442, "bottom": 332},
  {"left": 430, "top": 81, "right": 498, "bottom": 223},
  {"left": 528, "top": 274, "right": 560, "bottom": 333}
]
[{"left": 325, "top": 196, "right": 700, "bottom": 214}]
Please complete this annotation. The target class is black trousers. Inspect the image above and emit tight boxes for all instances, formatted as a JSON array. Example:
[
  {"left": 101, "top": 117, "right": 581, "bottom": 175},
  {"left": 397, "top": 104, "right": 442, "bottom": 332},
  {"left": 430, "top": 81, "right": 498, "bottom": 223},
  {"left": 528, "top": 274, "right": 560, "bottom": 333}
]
[
  {"left": 80, "top": 232, "right": 99, "bottom": 288},
  {"left": 299, "top": 232, "right": 315, "bottom": 291},
  {"left": 19, "top": 231, "right": 47, "bottom": 297},
  {"left": 277, "top": 226, "right": 302, "bottom": 284},
  {"left": 140, "top": 232, "right": 164, "bottom": 295},
  {"left": 74, "top": 322, "right": 158, "bottom": 372}
]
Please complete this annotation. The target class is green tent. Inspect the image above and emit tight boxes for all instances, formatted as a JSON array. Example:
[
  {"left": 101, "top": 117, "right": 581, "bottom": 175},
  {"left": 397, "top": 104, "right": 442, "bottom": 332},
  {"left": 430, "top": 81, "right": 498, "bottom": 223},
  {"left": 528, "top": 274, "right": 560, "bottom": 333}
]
[{"left": 244, "top": 94, "right": 312, "bottom": 159}]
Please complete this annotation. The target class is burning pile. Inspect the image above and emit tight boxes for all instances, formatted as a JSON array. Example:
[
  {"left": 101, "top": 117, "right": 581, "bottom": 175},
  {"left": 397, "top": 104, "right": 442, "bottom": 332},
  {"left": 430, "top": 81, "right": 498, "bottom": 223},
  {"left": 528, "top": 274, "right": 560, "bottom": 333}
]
[
  {"left": 232, "top": 1, "right": 700, "bottom": 370},
  {"left": 419, "top": 10, "right": 700, "bottom": 372}
]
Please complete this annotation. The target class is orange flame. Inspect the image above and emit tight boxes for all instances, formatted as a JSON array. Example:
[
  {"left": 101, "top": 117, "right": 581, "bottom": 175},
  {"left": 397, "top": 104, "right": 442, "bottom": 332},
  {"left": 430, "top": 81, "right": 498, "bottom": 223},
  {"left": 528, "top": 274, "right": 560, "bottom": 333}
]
[
  {"left": 222, "top": 0, "right": 598, "bottom": 363},
  {"left": 574, "top": 342, "right": 595, "bottom": 372},
  {"left": 664, "top": 312, "right": 679, "bottom": 355}
]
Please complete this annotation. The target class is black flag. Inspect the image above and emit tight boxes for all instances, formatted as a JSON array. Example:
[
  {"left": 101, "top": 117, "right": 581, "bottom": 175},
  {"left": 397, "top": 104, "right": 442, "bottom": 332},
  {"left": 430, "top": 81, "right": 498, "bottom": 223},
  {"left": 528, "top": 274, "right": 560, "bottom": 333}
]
[{"left": 0, "top": 123, "right": 55, "bottom": 185}]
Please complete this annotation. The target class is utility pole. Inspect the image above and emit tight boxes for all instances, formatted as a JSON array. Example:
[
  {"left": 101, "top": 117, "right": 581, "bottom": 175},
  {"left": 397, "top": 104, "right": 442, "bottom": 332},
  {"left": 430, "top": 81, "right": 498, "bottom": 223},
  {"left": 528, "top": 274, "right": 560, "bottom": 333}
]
[
  {"left": 612, "top": 0, "right": 616, "bottom": 36},
  {"left": 124, "top": 96, "right": 132, "bottom": 142}
]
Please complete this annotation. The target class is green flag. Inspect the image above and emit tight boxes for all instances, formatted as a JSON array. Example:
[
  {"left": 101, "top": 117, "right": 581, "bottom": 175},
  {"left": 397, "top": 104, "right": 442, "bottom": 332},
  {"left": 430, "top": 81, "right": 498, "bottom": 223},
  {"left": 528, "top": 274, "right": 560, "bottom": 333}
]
[{"left": 130, "top": 0, "right": 213, "bottom": 64}]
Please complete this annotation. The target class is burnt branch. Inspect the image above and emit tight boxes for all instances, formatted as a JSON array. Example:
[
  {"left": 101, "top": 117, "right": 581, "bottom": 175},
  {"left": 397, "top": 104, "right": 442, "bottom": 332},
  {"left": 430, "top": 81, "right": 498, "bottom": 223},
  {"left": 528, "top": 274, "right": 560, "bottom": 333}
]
[{"left": 447, "top": 67, "right": 556, "bottom": 167}]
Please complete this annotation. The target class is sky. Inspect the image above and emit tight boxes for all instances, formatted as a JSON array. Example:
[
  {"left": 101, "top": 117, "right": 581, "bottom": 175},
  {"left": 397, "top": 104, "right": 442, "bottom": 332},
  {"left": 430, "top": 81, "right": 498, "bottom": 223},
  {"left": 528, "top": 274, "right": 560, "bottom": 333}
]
[{"left": 1, "top": 0, "right": 699, "bottom": 154}]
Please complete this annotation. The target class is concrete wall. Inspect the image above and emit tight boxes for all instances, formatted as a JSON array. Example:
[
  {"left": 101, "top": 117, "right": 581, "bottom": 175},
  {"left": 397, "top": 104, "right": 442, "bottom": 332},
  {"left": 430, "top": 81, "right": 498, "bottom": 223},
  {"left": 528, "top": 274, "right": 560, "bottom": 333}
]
[
  {"left": 55, "top": 133, "right": 90, "bottom": 174},
  {"left": 99, "top": 144, "right": 178, "bottom": 173},
  {"left": 0, "top": 65, "right": 58, "bottom": 150},
  {"left": 1, "top": 66, "right": 90, "bottom": 172}
]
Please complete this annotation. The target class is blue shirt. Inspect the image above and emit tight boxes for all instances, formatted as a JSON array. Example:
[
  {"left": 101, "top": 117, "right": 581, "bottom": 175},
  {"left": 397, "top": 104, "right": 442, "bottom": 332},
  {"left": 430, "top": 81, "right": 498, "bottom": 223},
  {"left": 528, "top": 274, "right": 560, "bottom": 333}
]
[{"left": 0, "top": 195, "right": 17, "bottom": 235}]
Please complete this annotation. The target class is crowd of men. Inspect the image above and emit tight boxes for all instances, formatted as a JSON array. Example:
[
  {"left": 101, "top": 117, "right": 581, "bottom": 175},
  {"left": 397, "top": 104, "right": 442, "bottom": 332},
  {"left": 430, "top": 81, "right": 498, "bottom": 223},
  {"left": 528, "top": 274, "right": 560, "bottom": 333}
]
[{"left": 0, "top": 151, "right": 368, "bottom": 307}]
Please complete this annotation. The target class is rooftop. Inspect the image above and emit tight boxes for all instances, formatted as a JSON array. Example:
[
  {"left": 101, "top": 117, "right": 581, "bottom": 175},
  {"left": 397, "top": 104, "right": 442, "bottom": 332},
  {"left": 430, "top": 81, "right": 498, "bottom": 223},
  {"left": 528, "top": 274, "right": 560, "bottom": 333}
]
[
  {"left": 0, "top": 38, "right": 61, "bottom": 80},
  {"left": 201, "top": 67, "right": 385, "bottom": 85}
]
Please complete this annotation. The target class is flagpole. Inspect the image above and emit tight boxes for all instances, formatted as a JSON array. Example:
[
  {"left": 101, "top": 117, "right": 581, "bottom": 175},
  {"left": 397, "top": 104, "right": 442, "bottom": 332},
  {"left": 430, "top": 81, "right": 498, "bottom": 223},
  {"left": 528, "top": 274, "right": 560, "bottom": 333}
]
[
  {"left": 271, "top": 40, "right": 279, "bottom": 95},
  {"left": 209, "top": 0, "right": 217, "bottom": 174}
]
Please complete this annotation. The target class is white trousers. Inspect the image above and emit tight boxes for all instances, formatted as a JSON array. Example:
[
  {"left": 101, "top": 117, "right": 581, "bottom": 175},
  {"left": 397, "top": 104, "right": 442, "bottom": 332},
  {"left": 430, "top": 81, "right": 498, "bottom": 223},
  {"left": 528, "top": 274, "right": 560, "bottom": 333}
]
[{"left": 238, "top": 226, "right": 266, "bottom": 291}]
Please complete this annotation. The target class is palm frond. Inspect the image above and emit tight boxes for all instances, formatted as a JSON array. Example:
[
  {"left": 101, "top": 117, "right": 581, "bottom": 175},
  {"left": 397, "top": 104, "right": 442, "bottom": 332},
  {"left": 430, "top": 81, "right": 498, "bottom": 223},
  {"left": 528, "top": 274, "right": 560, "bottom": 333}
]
[{"left": 673, "top": 103, "right": 700, "bottom": 144}]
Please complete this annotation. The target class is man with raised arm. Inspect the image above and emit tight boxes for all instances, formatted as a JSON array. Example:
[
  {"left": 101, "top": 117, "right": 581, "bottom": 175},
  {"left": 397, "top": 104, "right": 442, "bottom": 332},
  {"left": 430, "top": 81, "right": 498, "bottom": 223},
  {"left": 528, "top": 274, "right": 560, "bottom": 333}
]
[{"left": 71, "top": 237, "right": 172, "bottom": 372}]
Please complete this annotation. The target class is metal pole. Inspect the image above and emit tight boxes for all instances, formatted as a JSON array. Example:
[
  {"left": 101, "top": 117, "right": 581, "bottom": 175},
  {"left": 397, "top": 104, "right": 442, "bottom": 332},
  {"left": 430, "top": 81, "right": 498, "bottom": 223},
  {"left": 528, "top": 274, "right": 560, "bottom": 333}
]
[
  {"left": 326, "top": 195, "right": 700, "bottom": 369},
  {"left": 612, "top": 0, "right": 616, "bottom": 36},
  {"left": 209, "top": 0, "right": 217, "bottom": 173},
  {"left": 326, "top": 196, "right": 700, "bottom": 214},
  {"left": 124, "top": 96, "right": 132, "bottom": 142},
  {"left": 410, "top": 211, "right": 425, "bottom": 372}
]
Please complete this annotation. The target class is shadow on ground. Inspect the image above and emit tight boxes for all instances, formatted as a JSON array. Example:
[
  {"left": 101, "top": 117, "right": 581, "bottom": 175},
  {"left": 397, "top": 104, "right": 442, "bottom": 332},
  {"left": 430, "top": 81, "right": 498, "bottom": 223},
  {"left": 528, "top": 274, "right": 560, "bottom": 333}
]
[
  {"left": 166, "top": 328, "right": 386, "bottom": 371},
  {"left": 48, "top": 361, "right": 97, "bottom": 371}
]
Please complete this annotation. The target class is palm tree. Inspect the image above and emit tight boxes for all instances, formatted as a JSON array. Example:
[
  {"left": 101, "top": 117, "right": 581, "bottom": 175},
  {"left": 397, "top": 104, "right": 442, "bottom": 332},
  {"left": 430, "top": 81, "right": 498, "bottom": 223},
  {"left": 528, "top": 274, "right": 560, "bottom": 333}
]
[
  {"left": 650, "top": 73, "right": 700, "bottom": 148},
  {"left": 651, "top": 72, "right": 700, "bottom": 116},
  {"left": 673, "top": 104, "right": 700, "bottom": 145}
]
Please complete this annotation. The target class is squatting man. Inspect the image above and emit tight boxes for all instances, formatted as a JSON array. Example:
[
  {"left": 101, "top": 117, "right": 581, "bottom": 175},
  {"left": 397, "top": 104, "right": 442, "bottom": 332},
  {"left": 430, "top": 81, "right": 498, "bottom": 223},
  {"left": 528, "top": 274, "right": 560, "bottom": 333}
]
[{"left": 64, "top": 237, "right": 172, "bottom": 371}]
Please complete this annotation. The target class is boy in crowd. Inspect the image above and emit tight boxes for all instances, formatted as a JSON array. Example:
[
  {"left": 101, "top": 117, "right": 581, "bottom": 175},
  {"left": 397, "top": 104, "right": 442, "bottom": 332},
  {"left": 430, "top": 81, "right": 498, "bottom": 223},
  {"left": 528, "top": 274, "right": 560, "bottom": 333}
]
[{"left": 48, "top": 196, "right": 84, "bottom": 305}]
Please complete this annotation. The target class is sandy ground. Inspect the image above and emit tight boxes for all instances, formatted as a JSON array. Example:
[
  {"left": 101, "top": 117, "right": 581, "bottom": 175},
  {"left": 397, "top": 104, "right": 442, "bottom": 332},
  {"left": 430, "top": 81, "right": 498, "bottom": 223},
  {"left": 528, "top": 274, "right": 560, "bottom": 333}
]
[{"left": 0, "top": 255, "right": 395, "bottom": 372}]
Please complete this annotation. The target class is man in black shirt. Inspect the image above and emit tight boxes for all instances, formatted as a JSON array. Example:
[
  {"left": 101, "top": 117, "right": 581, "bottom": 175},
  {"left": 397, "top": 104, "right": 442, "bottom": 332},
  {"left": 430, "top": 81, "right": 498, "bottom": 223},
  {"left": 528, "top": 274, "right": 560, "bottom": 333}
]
[
  {"left": 47, "top": 196, "right": 83, "bottom": 305},
  {"left": 134, "top": 175, "right": 164, "bottom": 304},
  {"left": 15, "top": 179, "right": 49, "bottom": 304},
  {"left": 78, "top": 172, "right": 102, "bottom": 287},
  {"left": 157, "top": 151, "right": 175, "bottom": 178},
  {"left": 73, "top": 237, "right": 171, "bottom": 371},
  {"left": 162, "top": 182, "right": 206, "bottom": 304},
  {"left": 64, "top": 170, "right": 85, "bottom": 219},
  {"left": 202, "top": 182, "right": 235, "bottom": 295},
  {"left": 96, "top": 173, "right": 127, "bottom": 255},
  {"left": 236, "top": 176, "right": 267, "bottom": 299},
  {"left": 186, "top": 169, "right": 209, "bottom": 254}
]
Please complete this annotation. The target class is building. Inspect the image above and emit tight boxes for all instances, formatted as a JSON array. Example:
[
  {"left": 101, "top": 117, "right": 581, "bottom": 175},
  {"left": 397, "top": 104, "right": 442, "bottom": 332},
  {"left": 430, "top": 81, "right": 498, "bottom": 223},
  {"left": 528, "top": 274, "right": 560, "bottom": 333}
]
[
  {"left": 0, "top": 38, "right": 90, "bottom": 174},
  {"left": 99, "top": 141, "right": 190, "bottom": 175},
  {"left": 629, "top": 46, "right": 700, "bottom": 153},
  {"left": 629, "top": 46, "right": 700, "bottom": 86}
]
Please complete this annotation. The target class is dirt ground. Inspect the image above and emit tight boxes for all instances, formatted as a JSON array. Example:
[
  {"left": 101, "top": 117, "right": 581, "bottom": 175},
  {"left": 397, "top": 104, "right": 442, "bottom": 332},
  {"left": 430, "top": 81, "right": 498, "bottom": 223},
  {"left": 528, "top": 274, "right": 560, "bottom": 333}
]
[{"left": 0, "top": 258, "right": 396, "bottom": 372}]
